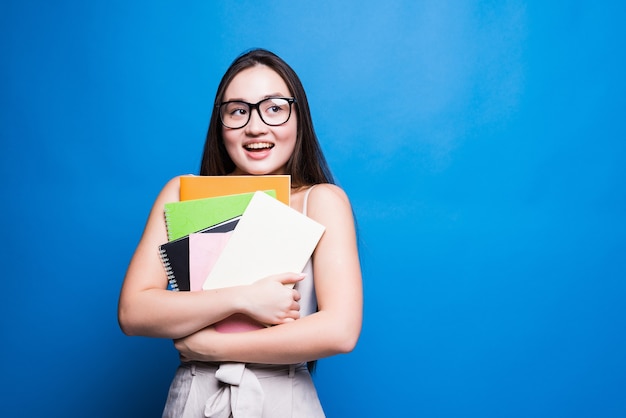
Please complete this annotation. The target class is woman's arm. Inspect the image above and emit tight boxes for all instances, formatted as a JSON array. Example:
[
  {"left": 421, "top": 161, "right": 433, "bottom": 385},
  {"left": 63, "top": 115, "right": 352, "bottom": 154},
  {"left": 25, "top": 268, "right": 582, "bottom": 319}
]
[
  {"left": 174, "top": 184, "right": 363, "bottom": 363},
  {"left": 117, "top": 176, "right": 304, "bottom": 339}
]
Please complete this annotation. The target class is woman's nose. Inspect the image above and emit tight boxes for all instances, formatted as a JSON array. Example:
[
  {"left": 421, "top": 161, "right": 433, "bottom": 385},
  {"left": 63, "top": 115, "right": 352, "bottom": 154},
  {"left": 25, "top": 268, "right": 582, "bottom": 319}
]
[{"left": 245, "top": 109, "right": 268, "bottom": 134}]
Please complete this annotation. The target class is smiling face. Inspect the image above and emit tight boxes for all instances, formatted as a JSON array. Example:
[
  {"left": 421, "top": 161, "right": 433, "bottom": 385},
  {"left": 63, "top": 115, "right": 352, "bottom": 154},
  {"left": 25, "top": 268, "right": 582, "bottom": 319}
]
[{"left": 221, "top": 65, "right": 298, "bottom": 176}]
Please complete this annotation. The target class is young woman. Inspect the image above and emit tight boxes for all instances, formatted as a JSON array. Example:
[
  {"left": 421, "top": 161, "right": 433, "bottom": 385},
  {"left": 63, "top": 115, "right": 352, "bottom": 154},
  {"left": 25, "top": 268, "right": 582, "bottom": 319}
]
[{"left": 118, "top": 48, "right": 363, "bottom": 417}]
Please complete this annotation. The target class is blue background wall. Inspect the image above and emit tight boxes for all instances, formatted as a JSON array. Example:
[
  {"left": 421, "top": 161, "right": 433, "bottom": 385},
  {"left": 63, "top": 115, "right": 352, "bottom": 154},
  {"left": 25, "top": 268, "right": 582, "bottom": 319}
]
[{"left": 2, "top": 1, "right": 625, "bottom": 417}]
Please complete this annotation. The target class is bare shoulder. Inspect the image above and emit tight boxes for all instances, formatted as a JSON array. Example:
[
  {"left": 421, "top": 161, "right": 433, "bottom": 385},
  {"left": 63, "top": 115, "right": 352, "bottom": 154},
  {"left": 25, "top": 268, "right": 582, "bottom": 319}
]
[
  {"left": 309, "top": 183, "right": 350, "bottom": 204},
  {"left": 306, "top": 183, "right": 354, "bottom": 221},
  {"left": 136, "top": 175, "right": 186, "bottom": 244},
  {"left": 155, "top": 175, "right": 184, "bottom": 204}
]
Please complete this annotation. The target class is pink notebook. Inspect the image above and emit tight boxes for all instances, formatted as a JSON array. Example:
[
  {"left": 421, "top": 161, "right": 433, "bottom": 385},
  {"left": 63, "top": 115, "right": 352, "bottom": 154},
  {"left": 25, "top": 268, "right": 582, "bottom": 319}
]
[
  {"left": 189, "top": 232, "right": 232, "bottom": 291},
  {"left": 189, "top": 231, "right": 264, "bottom": 332}
]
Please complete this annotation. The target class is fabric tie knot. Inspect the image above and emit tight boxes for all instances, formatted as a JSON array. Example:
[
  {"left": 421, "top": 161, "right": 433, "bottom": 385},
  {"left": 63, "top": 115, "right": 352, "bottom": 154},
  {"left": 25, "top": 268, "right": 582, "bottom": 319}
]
[{"left": 204, "top": 363, "right": 264, "bottom": 418}]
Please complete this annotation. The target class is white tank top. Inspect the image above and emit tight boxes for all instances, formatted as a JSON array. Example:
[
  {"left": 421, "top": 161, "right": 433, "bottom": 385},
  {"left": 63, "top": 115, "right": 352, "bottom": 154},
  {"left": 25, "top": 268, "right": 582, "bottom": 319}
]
[{"left": 295, "top": 186, "right": 317, "bottom": 317}]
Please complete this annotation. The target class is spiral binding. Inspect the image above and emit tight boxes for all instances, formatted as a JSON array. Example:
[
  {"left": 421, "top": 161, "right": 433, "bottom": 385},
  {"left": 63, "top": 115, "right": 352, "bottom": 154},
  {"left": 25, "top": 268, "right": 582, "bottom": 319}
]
[
  {"left": 164, "top": 207, "right": 173, "bottom": 241},
  {"left": 159, "top": 246, "right": 179, "bottom": 291}
]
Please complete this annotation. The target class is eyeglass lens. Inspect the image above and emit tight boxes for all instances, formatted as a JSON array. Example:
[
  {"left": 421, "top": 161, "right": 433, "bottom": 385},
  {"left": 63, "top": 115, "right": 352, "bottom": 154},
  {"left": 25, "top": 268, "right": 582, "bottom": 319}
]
[{"left": 220, "top": 98, "right": 293, "bottom": 129}]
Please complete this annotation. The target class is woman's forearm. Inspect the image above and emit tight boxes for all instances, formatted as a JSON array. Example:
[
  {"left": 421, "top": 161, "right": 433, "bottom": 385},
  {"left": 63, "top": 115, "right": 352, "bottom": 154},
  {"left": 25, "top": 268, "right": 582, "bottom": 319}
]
[
  {"left": 176, "top": 308, "right": 361, "bottom": 364},
  {"left": 118, "top": 286, "right": 245, "bottom": 339}
]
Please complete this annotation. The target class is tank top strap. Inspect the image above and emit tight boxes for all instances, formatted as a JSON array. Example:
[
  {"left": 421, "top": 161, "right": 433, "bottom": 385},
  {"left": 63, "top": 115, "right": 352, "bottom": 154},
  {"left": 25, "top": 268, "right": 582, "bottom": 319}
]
[
  {"left": 302, "top": 185, "right": 317, "bottom": 216},
  {"left": 297, "top": 185, "right": 318, "bottom": 318}
]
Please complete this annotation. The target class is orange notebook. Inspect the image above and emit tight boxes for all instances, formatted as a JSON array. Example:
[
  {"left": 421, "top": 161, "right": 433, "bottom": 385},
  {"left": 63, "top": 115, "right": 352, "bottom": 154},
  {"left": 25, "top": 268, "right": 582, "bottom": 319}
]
[{"left": 179, "top": 175, "right": 291, "bottom": 205}]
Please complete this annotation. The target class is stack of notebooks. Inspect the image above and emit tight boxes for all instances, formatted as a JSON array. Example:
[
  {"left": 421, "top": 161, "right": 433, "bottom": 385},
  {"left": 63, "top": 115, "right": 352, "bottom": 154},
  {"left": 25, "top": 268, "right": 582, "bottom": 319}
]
[{"left": 158, "top": 175, "right": 325, "bottom": 332}]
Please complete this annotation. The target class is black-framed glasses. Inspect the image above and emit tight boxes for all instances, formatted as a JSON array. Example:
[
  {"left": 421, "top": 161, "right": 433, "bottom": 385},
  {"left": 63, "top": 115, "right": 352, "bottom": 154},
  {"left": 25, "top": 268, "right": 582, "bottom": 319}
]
[{"left": 217, "top": 97, "right": 297, "bottom": 129}]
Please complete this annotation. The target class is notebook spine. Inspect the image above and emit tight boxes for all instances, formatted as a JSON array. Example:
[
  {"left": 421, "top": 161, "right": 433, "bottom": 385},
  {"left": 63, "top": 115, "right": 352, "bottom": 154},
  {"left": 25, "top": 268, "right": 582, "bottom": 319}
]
[
  {"left": 163, "top": 207, "right": 174, "bottom": 242},
  {"left": 159, "top": 246, "right": 179, "bottom": 291}
]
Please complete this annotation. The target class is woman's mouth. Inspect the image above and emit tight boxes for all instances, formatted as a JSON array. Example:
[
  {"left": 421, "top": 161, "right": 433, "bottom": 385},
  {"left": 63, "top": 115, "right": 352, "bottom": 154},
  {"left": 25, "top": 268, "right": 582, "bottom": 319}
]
[{"left": 244, "top": 142, "right": 274, "bottom": 152}]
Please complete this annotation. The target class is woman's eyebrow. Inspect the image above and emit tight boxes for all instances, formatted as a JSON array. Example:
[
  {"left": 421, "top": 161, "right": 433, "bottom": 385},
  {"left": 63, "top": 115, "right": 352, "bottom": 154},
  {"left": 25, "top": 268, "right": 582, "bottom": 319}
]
[{"left": 223, "top": 93, "right": 288, "bottom": 102}]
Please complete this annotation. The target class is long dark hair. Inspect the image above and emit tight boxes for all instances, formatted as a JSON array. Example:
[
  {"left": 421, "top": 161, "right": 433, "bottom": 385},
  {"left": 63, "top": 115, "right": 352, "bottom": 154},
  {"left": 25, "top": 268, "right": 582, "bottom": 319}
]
[{"left": 199, "top": 49, "right": 334, "bottom": 187}]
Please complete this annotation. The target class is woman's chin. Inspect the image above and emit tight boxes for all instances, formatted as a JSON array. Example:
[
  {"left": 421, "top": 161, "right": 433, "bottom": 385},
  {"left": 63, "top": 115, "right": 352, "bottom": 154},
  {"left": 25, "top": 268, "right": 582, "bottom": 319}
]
[{"left": 233, "top": 162, "right": 287, "bottom": 176}]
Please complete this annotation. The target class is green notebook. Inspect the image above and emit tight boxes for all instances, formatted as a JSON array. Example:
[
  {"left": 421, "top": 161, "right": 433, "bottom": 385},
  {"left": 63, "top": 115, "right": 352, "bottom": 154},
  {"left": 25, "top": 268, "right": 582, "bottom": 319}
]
[{"left": 164, "top": 190, "right": 276, "bottom": 241}]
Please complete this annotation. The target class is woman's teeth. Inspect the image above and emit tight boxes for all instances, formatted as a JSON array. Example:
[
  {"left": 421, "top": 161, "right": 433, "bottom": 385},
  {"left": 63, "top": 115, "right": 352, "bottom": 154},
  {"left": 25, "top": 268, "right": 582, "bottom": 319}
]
[{"left": 244, "top": 142, "right": 274, "bottom": 151}]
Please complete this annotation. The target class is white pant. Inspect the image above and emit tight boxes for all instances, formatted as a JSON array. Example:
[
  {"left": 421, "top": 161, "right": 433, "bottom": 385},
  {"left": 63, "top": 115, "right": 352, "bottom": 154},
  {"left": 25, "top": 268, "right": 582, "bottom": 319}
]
[{"left": 162, "top": 362, "right": 325, "bottom": 418}]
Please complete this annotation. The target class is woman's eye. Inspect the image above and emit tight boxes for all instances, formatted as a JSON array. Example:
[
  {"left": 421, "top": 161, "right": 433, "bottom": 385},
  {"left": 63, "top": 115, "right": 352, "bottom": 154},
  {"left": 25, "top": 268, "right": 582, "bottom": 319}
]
[
  {"left": 228, "top": 106, "right": 248, "bottom": 117},
  {"left": 263, "top": 101, "right": 287, "bottom": 114}
]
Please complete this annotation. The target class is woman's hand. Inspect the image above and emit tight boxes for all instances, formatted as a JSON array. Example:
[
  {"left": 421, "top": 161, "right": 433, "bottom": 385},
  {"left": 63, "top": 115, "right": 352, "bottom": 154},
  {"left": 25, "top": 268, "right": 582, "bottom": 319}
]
[
  {"left": 240, "top": 272, "right": 304, "bottom": 325},
  {"left": 174, "top": 273, "right": 304, "bottom": 362}
]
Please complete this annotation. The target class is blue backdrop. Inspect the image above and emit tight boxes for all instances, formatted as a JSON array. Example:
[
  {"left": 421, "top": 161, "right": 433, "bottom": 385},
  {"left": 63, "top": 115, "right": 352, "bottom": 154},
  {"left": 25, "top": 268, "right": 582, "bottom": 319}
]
[{"left": 2, "top": 1, "right": 625, "bottom": 417}]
